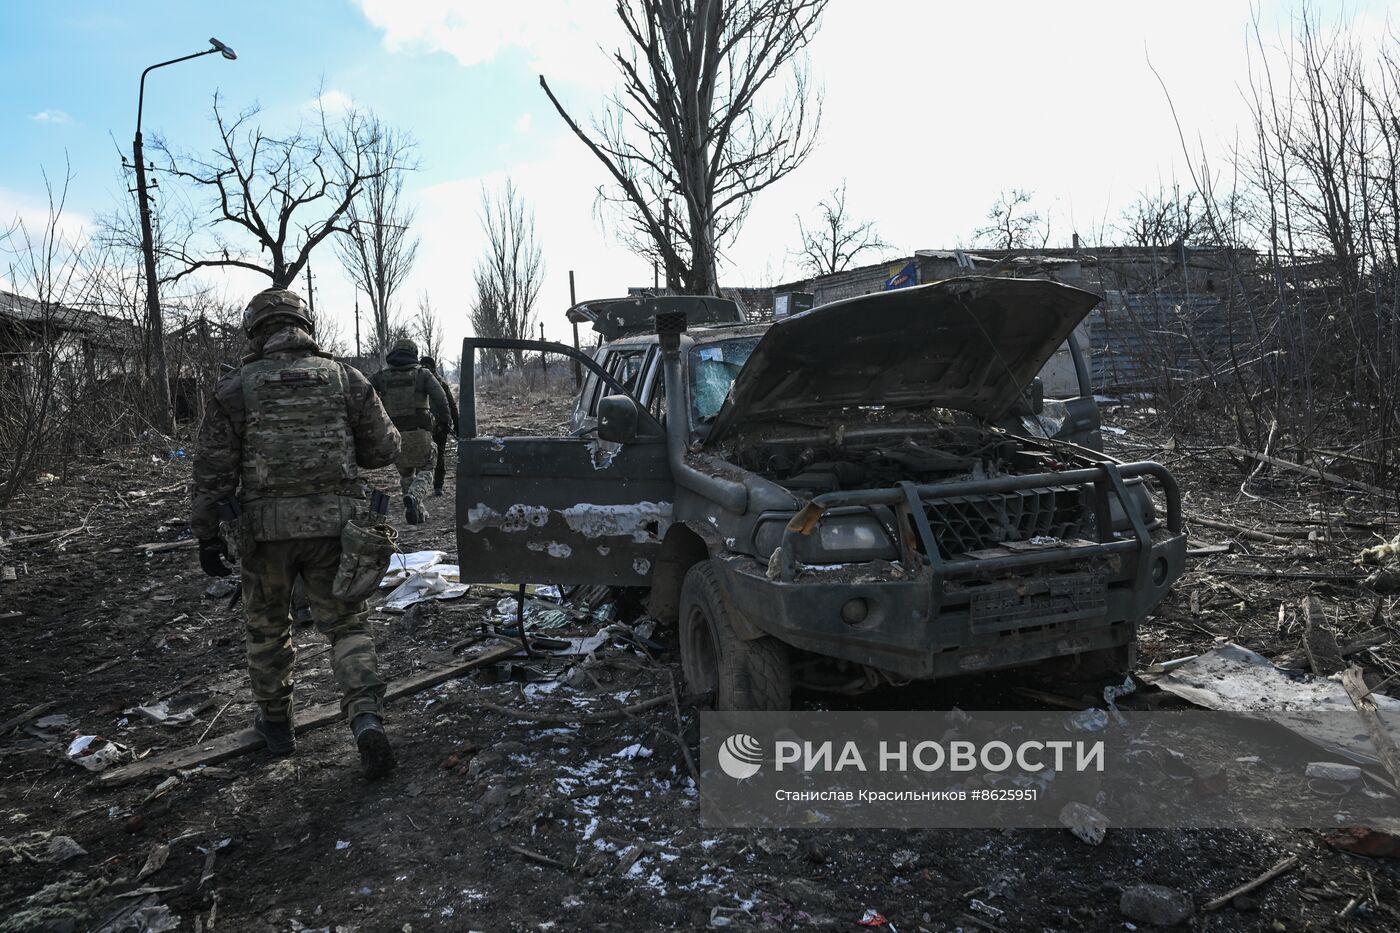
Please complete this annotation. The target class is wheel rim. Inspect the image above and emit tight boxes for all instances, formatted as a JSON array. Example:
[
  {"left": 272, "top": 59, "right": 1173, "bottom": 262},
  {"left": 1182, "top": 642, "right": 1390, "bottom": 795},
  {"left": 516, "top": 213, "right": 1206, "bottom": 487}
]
[{"left": 683, "top": 603, "right": 719, "bottom": 700}]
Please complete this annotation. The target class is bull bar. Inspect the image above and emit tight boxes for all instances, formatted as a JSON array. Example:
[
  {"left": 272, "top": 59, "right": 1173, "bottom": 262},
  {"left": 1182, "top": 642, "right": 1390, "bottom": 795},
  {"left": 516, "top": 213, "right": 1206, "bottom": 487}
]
[{"left": 776, "top": 460, "right": 1182, "bottom": 587}]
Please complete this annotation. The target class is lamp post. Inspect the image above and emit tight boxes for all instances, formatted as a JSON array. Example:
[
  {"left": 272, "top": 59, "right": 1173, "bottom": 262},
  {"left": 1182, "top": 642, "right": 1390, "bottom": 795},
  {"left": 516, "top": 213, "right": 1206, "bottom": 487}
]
[{"left": 133, "top": 37, "right": 236, "bottom": 431}]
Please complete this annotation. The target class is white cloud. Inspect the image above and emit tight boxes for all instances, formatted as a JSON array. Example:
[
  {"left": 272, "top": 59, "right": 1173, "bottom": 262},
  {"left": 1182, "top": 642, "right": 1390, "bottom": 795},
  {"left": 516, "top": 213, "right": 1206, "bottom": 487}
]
[
  {"left": 354, "top": 0, "right": 621, "bottom": 86},
  {"left": 513, "top": 112, "right": 531, "bottom": 134},
  {"left": 29, "top": 109, "right": 71, "bottom": 125},
  {"left": 313, "top": 88, "right": 355, "bottom": 114},
  {"left": 0, "top": 186, "right": 91, "bottom": 245}
]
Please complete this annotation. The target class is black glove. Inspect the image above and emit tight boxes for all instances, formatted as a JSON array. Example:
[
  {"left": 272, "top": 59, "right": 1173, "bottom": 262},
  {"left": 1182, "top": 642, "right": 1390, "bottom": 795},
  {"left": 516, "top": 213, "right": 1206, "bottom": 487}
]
[{"left": 198, "top": 538, "right": 233, "bottom": 577}]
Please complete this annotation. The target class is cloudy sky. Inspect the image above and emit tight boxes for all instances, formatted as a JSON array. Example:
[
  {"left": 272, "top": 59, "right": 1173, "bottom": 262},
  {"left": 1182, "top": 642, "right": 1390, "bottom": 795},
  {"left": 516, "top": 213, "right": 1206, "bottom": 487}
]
[{"left": 2, "top": 0, "right": 1395, "bottom": 358}]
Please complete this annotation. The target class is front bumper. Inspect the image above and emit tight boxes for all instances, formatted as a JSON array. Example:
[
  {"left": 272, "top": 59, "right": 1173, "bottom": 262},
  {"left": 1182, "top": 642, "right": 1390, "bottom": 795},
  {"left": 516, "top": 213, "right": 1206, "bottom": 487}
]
[{"left": 715, "top": 461, "right": 1185, "bottom": 680}]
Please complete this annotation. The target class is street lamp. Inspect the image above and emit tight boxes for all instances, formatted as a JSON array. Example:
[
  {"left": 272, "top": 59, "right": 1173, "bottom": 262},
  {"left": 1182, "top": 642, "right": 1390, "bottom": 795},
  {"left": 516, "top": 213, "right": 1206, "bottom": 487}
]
[{"left": 132, "top": 37, "right": 236, "bottom": 431}]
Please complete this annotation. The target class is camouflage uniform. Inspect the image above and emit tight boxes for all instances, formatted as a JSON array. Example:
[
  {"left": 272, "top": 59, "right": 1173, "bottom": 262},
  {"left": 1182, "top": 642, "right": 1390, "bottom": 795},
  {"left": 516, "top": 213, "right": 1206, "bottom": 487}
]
[
  {"left": 420, "top": 356, "right": 459, "bottom": 495},
  {"left": 370, "top": 338, "right": 450, "bottom": 523},
  {"left": 192, "top": 312, "right": 401, "bottom": 728}
]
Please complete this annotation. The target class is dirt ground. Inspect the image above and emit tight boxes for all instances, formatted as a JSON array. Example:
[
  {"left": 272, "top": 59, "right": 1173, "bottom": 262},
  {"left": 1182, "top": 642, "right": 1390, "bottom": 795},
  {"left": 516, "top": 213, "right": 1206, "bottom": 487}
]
[{"left": 2, "top": 381, "right": 1399, "bottom": 932}]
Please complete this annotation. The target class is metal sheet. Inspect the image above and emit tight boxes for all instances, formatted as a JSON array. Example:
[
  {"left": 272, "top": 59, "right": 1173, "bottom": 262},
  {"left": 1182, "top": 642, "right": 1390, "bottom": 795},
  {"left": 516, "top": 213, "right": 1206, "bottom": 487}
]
[{"left": 456, "top": 436, "right": 674, "bottom": 585}]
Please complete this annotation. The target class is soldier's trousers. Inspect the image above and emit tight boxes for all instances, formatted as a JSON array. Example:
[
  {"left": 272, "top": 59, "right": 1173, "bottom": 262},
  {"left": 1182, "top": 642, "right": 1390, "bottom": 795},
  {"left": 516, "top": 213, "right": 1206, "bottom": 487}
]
[
  {"left": 241, "top": 536, "right": 386, "bottom": 722},
  {"left": 432, "top": 428, "right": 450, "bottom": 492},
  {"left": 397, "top": 428, "right": 436, "bottom": 503}
]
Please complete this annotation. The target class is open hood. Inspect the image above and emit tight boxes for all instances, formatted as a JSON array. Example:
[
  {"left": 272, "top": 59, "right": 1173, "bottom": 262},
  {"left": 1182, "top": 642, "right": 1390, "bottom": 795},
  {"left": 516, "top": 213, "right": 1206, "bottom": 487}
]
[{"left": 704, "top": 276, "right": 1100, "bottom": 444}]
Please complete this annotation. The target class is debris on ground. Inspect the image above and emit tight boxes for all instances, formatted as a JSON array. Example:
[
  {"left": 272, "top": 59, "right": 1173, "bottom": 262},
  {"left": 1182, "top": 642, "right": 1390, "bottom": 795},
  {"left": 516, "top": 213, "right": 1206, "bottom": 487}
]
[
  {"left": 1120, "top": 883, "right": 1194, "bottom": 926},
  {"left": 381, "top": 563, "right": 468, "bottom": 610},
  {"left": 1305, "top": 761, "right": 1362, "bottom": 782},
  {"left": 1059, "top": 801, "right": 1109, "bottom": 846},
  {"left": 1325, "top": 822, "right": 1400, "bottom": 858},
  {"left": 66, "top": 735, "right": 130, "bottom": 771},
  {"left": 1142, "top": 643, "right": 1400, "bottom": 765},
  {"left": 1356, "top": 532, "right": 1400, "bottom": 592}
]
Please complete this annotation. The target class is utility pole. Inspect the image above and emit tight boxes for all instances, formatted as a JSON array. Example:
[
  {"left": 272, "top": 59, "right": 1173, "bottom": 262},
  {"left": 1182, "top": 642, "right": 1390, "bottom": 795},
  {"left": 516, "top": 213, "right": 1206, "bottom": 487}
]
[
  {"left": 131, "top": 134, "right": 169, "bottom": 430},
  {"left": 305, "top": 261, "right": 315, "bottom": 319},
  {"left": 354, "top": 297, "right": 361, "bottom": 359},
  {"left": 132, "top": 38, "right": 236, "bottom": 432},
  {"left": 540, "top": 322, "right": 548, "bottom": 375},
  {"left": 568, "top": 270, "right": 581, "bottom": 388}
]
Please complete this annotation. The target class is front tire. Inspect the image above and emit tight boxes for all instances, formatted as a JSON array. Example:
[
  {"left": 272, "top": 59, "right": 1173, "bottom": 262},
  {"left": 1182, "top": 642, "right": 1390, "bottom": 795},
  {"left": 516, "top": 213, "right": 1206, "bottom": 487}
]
[{"left": 679, "top": 561, "right": 791, "bottom": 710}]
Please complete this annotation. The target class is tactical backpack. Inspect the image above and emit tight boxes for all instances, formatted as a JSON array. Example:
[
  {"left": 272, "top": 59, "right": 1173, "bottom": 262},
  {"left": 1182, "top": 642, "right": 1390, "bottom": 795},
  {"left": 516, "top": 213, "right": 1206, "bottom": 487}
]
[
  {"left": 376, "top": 366, "right": 434, "bottom": 432},
  {"left": 239, "top": 356, "right": 361, "bottom": 541}
]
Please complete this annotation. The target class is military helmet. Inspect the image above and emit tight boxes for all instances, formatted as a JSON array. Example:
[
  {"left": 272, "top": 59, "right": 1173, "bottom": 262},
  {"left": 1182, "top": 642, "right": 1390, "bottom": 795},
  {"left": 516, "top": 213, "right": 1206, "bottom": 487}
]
[
  {"left": 390, "top": 337, "right": 419, "bottom": 357},
  {"left": 243, "top": 288, "right": 313, "bottom": 337}
]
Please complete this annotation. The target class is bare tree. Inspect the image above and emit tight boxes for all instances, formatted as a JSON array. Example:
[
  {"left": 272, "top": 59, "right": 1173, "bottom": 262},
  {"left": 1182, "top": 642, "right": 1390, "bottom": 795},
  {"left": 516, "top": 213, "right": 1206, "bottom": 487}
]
[
  {"left": 155, "top": 94, "right": 408, "bottom": 289},
  {"left": 0, "top": 168, "right": 87, "bottom": 505},
  {"left": 414, "top": 290, "right": 444, "bottom": 363},
  {"left": 475, "top": 179, "right": 544, "bottom": 370},
  {"left": 974, "top": 189, "right": 1049, "bottom": 249},
  {"left": 795, "top": 180, "right": 891, "bottom": 275},
  {"left": 1, "top": 167, "right": 172, "bottom": 503},
  {"left": 1119, "top": 184, "right": 1206, "bottom": 249},
  {"left": 469, "top": 277, "right": 509, "bottom": 376},
  {"left": 308, "top": 305, "right": 350, "bottom": 357},
  {"left": 334, "top": 118, "right": 419, "bottom": 358},
  {"left": 540, "top": 0, "right": 827, "bottom": 295}
]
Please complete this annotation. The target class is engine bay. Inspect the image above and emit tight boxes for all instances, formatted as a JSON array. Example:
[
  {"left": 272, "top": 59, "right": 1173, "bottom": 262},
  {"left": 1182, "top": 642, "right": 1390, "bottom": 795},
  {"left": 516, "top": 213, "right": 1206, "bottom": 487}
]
[{"left": 729, "top": 424, "right": 1077, "bottom": 496}]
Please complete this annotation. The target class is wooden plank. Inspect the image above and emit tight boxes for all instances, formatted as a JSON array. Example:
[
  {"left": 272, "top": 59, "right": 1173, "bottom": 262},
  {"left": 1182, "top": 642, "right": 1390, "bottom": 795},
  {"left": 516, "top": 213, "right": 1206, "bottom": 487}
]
[
  {"left": 0, "top": 700, "right": 59, "bottom": 736},
  {"left": 97, "top": 642, "right": 520, "bottom": 788},
  {"left": 1301, "top": 596, "right": 1345, "bottom": 676},
  {"left": 1342, "top": 665, "right": 1400, "bottom": 795},
  {"left": 134, "top": 539, "right": 198, "bottom": 554}
]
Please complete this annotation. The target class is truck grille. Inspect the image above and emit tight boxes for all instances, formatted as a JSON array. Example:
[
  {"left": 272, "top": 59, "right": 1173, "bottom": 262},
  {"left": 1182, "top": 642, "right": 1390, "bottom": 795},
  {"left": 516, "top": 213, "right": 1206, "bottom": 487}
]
[{"left": 925, "top": 485, "right": 1086, "bottom": 557}]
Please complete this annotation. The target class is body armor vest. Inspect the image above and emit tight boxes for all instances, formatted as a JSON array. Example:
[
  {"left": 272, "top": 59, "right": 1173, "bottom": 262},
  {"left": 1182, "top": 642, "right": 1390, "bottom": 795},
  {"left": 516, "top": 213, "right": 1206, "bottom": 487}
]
[
  {"left": 239, "top": 355, "right": 360, "bottom": 541},
  {"left": 378, "top": 366, "right": 433, "bottom": 431}
]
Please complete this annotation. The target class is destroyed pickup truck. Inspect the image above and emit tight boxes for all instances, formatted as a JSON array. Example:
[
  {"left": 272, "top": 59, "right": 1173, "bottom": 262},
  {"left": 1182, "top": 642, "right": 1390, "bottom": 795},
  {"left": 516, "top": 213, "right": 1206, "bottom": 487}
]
[{"left": 456, "top": 278, "right": 1186, "bottom": 710}]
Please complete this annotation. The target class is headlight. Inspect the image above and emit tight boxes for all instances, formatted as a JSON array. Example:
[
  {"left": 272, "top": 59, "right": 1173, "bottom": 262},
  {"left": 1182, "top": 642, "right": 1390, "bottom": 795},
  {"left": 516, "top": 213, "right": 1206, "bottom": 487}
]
[
  {"left": 753, "top": 510, "right": 898, "bottom": 565},
  {"left": 816, "top": 516, "right": 889, "bottom": 554},
  {"left": 1110, "top": 479, "right": 1157, "bottom": 531}
]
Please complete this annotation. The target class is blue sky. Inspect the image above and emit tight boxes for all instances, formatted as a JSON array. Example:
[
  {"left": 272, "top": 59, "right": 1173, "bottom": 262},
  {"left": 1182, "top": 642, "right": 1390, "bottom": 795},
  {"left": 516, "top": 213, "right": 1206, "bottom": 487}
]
[
  {"left": 4, "top": 1, "right": 1398, "bottom": 354},
  {"left": 0, "top": 1, "right": 548, "bottom": 207}
]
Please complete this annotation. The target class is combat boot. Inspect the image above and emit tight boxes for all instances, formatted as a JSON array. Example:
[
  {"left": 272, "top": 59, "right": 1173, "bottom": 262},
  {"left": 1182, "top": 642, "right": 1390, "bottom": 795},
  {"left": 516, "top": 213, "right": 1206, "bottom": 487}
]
[
  {"left": 351, "top": 712, "right": 396, "bottom": 779},
  {"left": 254, "top": 712, "right": 296, "bottom": 756},
  {"left": 404, "top": 495, "right": 428, "bottom": 525}
]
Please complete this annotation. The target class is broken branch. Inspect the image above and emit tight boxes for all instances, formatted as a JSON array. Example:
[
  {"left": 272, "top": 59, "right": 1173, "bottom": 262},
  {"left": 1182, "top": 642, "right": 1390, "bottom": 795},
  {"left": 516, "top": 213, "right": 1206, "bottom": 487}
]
[
  {"left": 1190, "top": 515, "right": 1293, "bottom": 545},
  {"left": 1226, "top": 446, "right": 1392, "bottom": 500},
  {"left": 1203, "top": 854, "right": 1299, "bottom": 912}
]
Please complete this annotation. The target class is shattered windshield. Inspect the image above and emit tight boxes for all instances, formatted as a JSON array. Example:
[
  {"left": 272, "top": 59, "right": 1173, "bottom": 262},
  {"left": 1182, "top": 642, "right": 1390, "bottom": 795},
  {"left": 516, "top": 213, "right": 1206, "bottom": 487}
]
[{"left": 689, "top": 336, "right": 762, "bottom": 423}]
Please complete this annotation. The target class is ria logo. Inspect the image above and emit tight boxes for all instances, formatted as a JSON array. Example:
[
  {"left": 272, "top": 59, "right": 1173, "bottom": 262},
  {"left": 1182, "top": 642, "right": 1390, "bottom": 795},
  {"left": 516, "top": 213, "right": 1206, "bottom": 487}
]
[{"left": 718, "top": 733, "right": 763, "bottom": 779}]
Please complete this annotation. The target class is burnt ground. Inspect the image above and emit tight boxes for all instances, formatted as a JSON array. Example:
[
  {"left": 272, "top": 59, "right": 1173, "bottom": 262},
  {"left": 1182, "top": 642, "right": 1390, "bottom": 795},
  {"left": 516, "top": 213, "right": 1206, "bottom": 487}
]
[{"left": 2, "top": 381, "right": 1399, "bottom": 932}]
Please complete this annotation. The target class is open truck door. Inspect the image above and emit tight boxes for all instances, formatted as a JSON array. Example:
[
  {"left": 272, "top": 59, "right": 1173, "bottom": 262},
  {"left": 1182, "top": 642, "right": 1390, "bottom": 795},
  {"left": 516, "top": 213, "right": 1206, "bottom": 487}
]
[{"left": 456, "top": 337, "right": 675, "bottom": 586}]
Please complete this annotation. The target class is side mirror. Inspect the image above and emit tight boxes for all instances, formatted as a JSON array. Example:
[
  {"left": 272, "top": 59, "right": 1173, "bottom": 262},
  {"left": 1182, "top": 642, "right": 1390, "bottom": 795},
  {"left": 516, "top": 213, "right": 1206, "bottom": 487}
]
[
  {"left": 597, "top": 395, "right": 640, "bottom": 444},
  {"left": 1011, "top": 377, "right": 1045, "bottom": 416}
]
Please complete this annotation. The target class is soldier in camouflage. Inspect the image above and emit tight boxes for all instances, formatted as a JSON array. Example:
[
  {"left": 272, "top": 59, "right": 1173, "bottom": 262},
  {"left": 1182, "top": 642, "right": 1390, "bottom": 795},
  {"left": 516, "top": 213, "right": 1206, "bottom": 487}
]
[
  {"left": 370, "top": 338, "right": 450, "bottom": 524},
  {"left": 192, "top": 288, "right": 402, "bottom": 778},
  {"left": 419, "top": 356, "right": 459, "bottom": 496}
]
